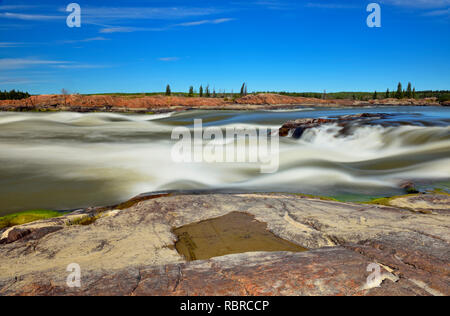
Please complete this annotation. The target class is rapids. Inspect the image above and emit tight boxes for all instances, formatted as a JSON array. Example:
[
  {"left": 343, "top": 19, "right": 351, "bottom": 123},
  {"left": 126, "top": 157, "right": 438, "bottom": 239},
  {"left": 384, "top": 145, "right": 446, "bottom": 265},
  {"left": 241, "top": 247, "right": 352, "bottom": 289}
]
[{"left": 0, "top": 106, "right": 449, "bottom": 215}]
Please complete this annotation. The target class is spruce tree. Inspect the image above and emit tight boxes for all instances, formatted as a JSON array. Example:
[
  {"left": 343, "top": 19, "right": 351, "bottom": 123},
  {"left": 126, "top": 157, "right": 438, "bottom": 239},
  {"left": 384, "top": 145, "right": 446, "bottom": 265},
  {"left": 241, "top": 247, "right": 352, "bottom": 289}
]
[
  {"left": 240, "top": 83, "right": 246, "bottom": 97},
  {"left": 205, "top": 85, "right": 211, "bottom": 98},
  {"left": 386, "top": 89, "right": 390, "bottom": 99},
  {"left": 188, "top": 86, "right": 194, "bottom": 97},
  {"left": 396, "top": 82, "right": 403, "bottom": 99},
  {"left": 199, "top": 85, "right": 203, "bottom": 98},
  {"left": 413, "top": 87, "right": 416, "bottom": 99},
  {"left": 165, "top": 84, "right": 171, "bottom": 96},
  {"left": 406, "top": 82, "right": 412, "bottom": 98},
  {"left": 373, "top": 91, "right": 378, "bottom": 100}
]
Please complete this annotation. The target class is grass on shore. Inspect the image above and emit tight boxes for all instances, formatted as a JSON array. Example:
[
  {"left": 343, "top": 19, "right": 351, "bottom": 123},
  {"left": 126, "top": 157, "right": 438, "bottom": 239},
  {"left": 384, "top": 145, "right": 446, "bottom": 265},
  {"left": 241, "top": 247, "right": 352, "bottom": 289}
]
[{"left": 0, "top": 210, "right": 64, "bottom": 230}]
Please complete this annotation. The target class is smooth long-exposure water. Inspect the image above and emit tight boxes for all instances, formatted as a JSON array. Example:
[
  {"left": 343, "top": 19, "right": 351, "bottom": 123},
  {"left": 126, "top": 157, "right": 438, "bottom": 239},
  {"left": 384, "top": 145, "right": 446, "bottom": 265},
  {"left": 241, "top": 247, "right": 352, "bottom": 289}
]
[{"left": 0, "top": 106, "right": 449, "bottom": 215}]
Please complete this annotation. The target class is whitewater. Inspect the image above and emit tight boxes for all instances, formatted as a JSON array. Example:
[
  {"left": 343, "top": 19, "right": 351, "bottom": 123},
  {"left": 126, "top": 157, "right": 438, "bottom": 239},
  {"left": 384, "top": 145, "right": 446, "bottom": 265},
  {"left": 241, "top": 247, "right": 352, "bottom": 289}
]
[{"left": 0, "top": 106, "right": 449, "bottom": 214}]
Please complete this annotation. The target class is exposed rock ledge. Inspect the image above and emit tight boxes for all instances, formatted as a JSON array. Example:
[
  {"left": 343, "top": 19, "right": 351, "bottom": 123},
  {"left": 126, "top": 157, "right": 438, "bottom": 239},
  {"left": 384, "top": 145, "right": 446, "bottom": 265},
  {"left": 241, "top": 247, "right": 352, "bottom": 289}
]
[
  {"left": 0, "top": 193, "right": 448, "bottom": 296},
  {"left": 0, "top": 93, "right": 444, "bottom": 113}
]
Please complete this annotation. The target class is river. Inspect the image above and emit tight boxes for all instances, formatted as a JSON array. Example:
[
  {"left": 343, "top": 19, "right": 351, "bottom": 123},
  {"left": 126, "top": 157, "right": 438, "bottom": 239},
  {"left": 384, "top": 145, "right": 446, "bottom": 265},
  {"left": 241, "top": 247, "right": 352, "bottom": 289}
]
[{"left": 0, "top": 106, "right": 449, "bottom": 215}]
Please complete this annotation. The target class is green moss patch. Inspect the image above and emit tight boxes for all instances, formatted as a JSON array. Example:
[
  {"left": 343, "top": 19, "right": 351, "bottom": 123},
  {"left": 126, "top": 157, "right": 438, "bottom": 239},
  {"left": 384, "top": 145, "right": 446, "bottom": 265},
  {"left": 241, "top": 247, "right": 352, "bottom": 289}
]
[
  {"left": 115, "top": 193, "right": 171, "bottom": 210},
  {"left": 67, "top": 214, "right": 102, "bottom": 226},
  {"left": 0, "top": 210, "right": 64, "bottom": 230}
]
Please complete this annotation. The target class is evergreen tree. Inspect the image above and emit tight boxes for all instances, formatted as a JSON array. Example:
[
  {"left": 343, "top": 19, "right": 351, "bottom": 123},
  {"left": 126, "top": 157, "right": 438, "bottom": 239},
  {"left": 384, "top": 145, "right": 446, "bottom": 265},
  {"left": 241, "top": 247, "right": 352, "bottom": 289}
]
[
  {"left": 165, "top": 84, "right": 171, "bottom": 96},
  {"left": 240, "top": 82, "right": 247, "bottom": 97},
  {"left": 406, "top": 82, "right": 412, "bottom": 98},
  {"left": 373, "top": 91, "right": 378, "bottom": 100},
  {"left": 199, "top": 85, "right": 203, "bottom": 98},
  {"left": 396, "top": 82, "right": 403, "bottom": 99},
  {"left": 0, "top": 90, "right": 30, "bottom": 100},
  {"left": 413, "top": 87, "right": 416, "bottom": 99},
  {"left": 205, "top": 85, "right": 211, "bottom": 98},
  {"left": 386, "top": 89, "right": 390, "bottom": 99},
  {"left": 188, "top": 86, "right": 194, "bottom": 97}
]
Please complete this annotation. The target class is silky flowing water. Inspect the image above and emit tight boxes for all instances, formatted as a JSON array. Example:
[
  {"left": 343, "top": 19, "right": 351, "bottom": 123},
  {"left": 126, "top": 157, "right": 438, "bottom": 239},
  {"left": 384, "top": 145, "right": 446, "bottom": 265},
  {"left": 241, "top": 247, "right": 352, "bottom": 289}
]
[{"left": 0, "top": 106, "right": 449, "bottom": 215}]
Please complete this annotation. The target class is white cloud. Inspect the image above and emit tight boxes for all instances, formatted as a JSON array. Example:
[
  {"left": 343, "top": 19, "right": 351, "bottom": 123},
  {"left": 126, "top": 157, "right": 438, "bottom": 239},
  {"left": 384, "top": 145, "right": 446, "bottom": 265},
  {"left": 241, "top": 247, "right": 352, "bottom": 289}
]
[
  {"left": 54, "top": 64, "right": 109, "bottom": 69},
  {"left": 424, "top": 7, "right": 450, "bottom": 15},
  {"left": 382, "top": 0, "right": 450, "bottom": 8},
  {"left": 0, "top": 5, "right": 39, "bottom": 11},
  {"left": 305, "top": 3, "right": 359, "bottom": 9},
  {"left": 77, "top": 6, "right": 223, "bottom": 23},
  {"left": 176, "top": 18, "right": 235, "bottom": 26},
  {"left": 0, "top": 42, "right": 24, "bottom": 47},
  {"left": 0, "top": 6, "right": 226, "bottom": 25},
  {"left": 158, "top": 57, "right": 181, "bottom": 62},
  {"left": 0, "top": 77, "right": 43, "bottom": 85},
  {"left": 63, "top": 37, "right": 109, "bottom": 44},
  {"left": 0, "top": 58, "right": 70, "bottom": 70},
  {"left": 99, "top": 17, "right": 234, "bottom": 33},
  {"left": 99, "top": 26, "right": 163, "bottom": 33},
  {"left": 0, "top": 12, "right": 63, "bottom": 21}
]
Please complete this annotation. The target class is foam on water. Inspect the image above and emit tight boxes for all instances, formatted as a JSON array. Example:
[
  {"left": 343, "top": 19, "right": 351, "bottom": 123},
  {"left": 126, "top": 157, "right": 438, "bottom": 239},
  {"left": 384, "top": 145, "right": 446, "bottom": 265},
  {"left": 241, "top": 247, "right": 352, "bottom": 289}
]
[{"left": 0, "top": 107, "right": 449, "bottom": 214}]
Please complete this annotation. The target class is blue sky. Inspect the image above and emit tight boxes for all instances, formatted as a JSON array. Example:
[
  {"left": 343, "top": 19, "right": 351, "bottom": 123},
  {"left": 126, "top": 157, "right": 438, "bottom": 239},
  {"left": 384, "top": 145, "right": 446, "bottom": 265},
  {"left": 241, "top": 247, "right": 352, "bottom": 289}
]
[{"left": 0, "top": 0, "right": 449, "bottom": 94}]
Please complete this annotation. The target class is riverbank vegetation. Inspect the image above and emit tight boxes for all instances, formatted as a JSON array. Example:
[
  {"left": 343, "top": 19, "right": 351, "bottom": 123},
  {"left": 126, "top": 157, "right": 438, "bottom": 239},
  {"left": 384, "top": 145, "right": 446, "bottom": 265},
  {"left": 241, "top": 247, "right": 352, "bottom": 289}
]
[
  {"left": 0, "top": 90, "right": 30, "bottom": 100},
  {"left": 85, "top": 82, "right": 449, "bottom": 102},
  {"left": 0, "top": 210, "right": 65, "bottom": 230}
]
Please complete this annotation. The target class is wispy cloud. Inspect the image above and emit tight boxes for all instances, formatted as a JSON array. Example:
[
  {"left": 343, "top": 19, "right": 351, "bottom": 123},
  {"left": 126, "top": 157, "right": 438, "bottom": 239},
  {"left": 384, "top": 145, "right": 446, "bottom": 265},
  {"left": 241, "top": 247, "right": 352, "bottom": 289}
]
[
  {"left": 382, "top": 0, "right": 450, "bottom": 8},
  {"left": 0, "top": 58, "right": 70, "bottom": 70},
  {"left": 75, "top": 6, "right": 223, "bottom": 23},
  {"left": 158, "top": 57, "right": 181, "bottom": 62},
  {"left": 0, "top": 58, "right": 110, "bottom": 70},
  {"left": 424, "top": 8, "right": 450, "bottom": 15},
  {"left": 63, "top": 37, "right": 109, "bottom": 44},
  {"left": 305, "top": 3, "right": 359, "bottom": 9},
  {"left": 54, "top": 64, "right": 110, "bottom": 69},
  {"left": 0, "top": 12, "right": 63, "bottom": 21},
  {"left": 100, "top": 17, "right": 234, "bottom": 33},
  {"left": 0, "top": 42, "right": 25, "bottom": 48},
  {"left": 247, "top": 0, "right": 292, "bottom": 10},
  {"left": 0, "top": 76, "right": 44, "bottom": 85},
  {"left": 0, "top": 5, "right": 227, "bottom": 26},
  {"left": 99, "top": 26, "right": 164, "bottom": 33},
  {"left": 0, "top": 5, "right": 39, "bottom": 11},
  {"left": 176, "top": 18, "right": 235, "bottom": 26}
]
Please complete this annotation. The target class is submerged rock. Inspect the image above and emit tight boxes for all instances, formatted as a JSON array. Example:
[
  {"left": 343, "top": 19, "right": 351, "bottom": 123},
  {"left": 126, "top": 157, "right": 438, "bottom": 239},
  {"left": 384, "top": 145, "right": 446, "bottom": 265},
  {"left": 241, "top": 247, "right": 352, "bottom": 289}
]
[{"left": 279, "top": 113, "right": 389, "bottom": 138}]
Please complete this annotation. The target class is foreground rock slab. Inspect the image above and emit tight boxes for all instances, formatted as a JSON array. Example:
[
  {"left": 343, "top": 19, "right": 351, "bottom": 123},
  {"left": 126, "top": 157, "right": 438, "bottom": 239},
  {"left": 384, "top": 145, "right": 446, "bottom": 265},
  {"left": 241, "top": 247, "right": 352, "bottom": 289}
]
[{"left": 0, "top": 193, "right": 448, "bottom": 296}]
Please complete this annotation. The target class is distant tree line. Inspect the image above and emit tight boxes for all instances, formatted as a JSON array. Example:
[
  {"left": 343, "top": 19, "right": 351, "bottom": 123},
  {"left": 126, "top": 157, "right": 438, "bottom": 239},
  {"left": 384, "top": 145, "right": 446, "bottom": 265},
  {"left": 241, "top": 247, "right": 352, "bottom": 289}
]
[
  {"left": 264, "top": 85, "right": 449, "bottom": 102},
  {"left": 164, "top": 82, "right": 249, "bottom": 99},
  {"left": 0, "top": 90, "right": 30, "bottom": 100}
]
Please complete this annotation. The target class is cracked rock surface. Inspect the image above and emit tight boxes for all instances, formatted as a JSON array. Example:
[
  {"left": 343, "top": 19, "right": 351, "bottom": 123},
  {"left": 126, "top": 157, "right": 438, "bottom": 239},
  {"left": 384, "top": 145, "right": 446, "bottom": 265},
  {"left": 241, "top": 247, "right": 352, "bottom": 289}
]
[{"left": 0, "top": 193, "right": 448, "bottom": 296}]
